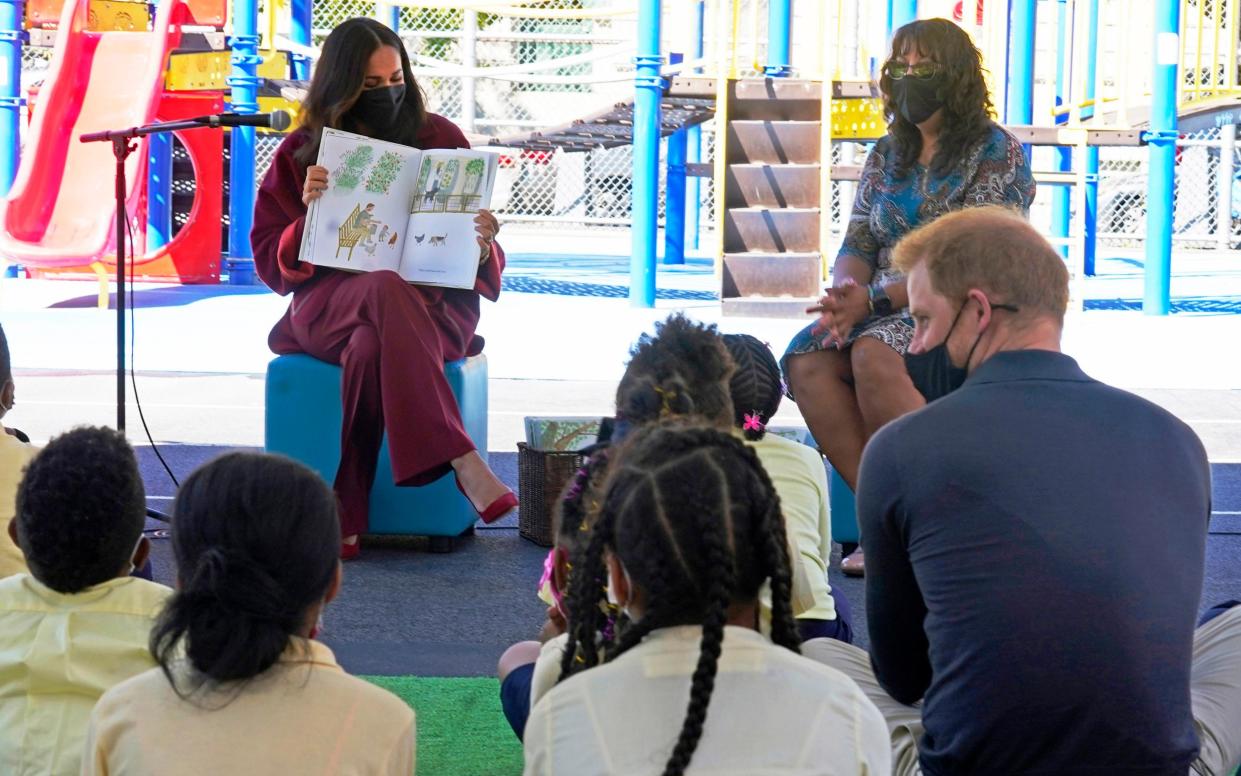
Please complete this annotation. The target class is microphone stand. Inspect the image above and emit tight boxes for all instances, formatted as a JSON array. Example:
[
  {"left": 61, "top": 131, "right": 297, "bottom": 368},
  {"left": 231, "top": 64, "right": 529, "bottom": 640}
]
[{"left": 80, "top": 117, "right": 231, "bottom": 522}]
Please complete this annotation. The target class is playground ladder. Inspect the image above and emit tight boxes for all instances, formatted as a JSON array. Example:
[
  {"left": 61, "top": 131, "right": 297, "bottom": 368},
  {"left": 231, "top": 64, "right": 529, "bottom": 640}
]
[{"left": 715, "top": 77, "right": 832, "bottom": 318}]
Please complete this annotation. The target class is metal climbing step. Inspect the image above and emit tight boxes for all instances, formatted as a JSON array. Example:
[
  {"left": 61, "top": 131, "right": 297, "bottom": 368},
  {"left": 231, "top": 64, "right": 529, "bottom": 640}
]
[
  {"left": 726, "top": 120, "right": 822, "bottom": 164},
  {"left": 726, "top": 163, "right": 820, "bottom": 208},
  {"left": 721, "top": 250, "right": 820, "bottom": 319},
  {"left": 724, "top": 207, "right": 820, "bottom": 253}
]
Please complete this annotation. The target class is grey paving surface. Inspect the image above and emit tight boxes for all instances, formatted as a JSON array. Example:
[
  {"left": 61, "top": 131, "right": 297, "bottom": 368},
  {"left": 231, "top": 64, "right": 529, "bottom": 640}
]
[{"left": 134, "top": 446, "right": 1241, "bottom": 677}]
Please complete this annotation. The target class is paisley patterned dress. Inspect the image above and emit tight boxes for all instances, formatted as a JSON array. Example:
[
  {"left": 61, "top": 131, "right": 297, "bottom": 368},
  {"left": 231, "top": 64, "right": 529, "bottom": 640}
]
[{"left": 781, "top": 123, "right": 1035, "bottom": 393}]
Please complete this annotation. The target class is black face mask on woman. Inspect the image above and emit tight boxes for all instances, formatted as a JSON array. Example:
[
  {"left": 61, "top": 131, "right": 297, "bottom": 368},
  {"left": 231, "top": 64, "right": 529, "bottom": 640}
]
[
  {"left": 905, "top": 299, "right": 1019, "bottom": 402},
  {"left": 890, "top": 74, "right": 946, "bottom": 125},
  {"left": 350, "top": 84, "right": 406, "bottom": 134}
]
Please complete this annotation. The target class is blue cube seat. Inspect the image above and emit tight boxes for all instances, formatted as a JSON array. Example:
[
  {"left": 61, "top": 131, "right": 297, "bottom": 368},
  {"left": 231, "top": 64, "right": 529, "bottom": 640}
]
[{"left": 264, "top": 353, "right": 488, "bottom": 544}]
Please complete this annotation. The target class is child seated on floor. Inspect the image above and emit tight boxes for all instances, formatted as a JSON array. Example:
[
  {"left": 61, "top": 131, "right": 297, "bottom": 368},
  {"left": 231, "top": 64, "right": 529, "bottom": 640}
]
[
  {"left": 0, "top": 426, "right": 170, "bottom": 776},
  {"left": 82, "top": 452, "right": 415, "bottom": 775},
  {"left": 499, "top": 448, "right": 613, "bottom": 740},
  {"left": 0, "top": 322, "right": 37, "bottom": 578},
  {"left": 722, "top": 333, "right": 853, "bottom": 644},
  {"left": 499, "top": 313, "right": 739, "bottom": 739},
  {"left": 523, "top": 420, "right": 889, "bottom": 776}
]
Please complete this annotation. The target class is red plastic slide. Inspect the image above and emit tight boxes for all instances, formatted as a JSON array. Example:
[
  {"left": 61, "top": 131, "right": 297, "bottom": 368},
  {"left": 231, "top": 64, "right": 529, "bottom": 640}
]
[{"left": 0, "top": 0, "right": 187, "bottom": 267}]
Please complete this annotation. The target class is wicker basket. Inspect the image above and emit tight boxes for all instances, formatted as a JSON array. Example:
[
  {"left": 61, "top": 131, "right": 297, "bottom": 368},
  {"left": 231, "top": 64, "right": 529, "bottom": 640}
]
[{"left": 517, "top": 442, "right": 586, "bottom": 546}]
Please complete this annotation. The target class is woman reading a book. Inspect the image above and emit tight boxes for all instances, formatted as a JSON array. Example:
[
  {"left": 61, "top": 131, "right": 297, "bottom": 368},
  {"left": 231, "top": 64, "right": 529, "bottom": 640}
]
[{"left": 251, "top": 17, "right": 516, "bottom": 560}]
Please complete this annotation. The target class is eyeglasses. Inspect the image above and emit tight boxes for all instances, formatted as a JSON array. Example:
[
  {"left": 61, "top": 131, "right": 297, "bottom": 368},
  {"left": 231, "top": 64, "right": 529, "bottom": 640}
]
[{"left": 883, "top": 61, "right": 941, "bottom": 80}]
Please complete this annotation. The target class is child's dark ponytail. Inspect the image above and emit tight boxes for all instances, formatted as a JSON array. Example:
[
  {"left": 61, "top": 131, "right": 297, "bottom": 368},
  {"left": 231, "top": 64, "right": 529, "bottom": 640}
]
[{"left": 151, "top": 453, "right": 340, "bottom": 692}]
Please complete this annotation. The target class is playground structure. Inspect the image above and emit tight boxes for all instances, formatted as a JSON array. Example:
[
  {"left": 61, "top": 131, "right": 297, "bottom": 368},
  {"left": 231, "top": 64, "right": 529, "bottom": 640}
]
[
  {"left": 0, "top": 0, "right": 300, "bottom": 284},
  {"left": 0, "top": 0, "right": 1238, "bottom": 314}
]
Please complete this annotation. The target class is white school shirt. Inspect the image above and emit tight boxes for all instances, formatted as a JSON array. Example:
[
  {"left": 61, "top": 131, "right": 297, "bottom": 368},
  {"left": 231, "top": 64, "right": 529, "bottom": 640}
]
[
  {"left": 83, "top": 639, "right": 415, "bottom": 776},
  {"left": 523, "top": 625, "right": 890, "bottom": 776},
  {"left": 743, "top": 431, "right": 837, "bottom": 622}
]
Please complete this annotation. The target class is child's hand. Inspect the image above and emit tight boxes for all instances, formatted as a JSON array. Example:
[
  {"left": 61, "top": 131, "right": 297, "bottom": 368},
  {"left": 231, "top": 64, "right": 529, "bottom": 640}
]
[
  {"left": 303, "top": 165, "right": 329, "bottom": 206},
  {"left": 537, "top": 605, "right": 567, "bottom": 643}
]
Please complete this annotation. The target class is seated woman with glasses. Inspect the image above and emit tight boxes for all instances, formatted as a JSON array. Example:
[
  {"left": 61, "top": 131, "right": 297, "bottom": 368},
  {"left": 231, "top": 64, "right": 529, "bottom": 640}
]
[{"left": 781, "top": 18, "right": 1035, "bottom": 577}]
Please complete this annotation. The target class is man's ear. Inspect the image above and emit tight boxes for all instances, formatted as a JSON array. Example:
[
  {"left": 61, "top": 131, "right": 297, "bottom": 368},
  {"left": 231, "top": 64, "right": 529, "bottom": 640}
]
[
  {"left": 967, "top": 288, "right": 993, "bottom": 329},
  {"left": 6, "top": 519, "right": 19, "bottom": 549}
]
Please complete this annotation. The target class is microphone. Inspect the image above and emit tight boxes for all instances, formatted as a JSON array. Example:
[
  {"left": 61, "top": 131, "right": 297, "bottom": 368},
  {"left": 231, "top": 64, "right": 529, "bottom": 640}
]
[{"left": 193, "top": 111, "right": 293, "bottom": 130}]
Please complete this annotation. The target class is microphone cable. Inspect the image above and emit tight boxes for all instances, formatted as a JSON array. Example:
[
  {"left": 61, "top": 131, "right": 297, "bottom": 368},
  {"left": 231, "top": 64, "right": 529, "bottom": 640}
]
[{"left": 124, "top": 213, "right": 179, "bottom": 523}]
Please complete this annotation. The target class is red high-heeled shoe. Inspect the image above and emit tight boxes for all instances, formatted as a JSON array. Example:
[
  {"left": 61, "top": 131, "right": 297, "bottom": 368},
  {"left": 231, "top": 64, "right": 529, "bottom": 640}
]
[
  {"left": 340, "top": 540, "right": 360, "bottom": 561},
  {"left": 455, "top": 478, "right": 518, "bottom": 524}
]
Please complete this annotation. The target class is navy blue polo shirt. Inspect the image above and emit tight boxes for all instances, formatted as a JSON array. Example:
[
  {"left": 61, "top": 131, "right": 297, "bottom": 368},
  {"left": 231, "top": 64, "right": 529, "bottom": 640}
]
[{"left": 858, "top": 349, "right": 1210, "bottom": 776}]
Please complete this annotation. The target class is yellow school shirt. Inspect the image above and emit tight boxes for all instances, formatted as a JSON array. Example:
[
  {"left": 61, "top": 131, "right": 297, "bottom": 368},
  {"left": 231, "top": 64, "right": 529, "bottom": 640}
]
[
  {"left": 0, "top": 432, "right": 37, "bottom": 578},
  {"left": 0, "top": 574, "right": 171, "bottom": 776},
  {"left": 742, "top": 431, "right": 838, "bottom": 622},
  {"left": 84, "top": 638, "right": 416, "bottom": 776}
]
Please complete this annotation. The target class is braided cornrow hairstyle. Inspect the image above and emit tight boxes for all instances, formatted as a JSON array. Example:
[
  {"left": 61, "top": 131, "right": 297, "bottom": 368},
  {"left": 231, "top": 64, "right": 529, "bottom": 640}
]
[
  {"left": 721, "top": 333, "right": 783, "bottom": 441},
  {"left": 559, "top": 419, "right": 800, "bottom": 776},
  {"left": 615, "top": 313, "right": 735, "bottom": 429}
]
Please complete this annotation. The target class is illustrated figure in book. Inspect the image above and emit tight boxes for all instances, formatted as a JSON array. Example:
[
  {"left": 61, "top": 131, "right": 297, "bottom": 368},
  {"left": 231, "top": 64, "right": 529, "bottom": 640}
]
[
  {"left": 336, "top": 203, "right": 376, "bottom": 260},
  {"left": 250, "top": 17, "right": 517, "bottom": 561}
]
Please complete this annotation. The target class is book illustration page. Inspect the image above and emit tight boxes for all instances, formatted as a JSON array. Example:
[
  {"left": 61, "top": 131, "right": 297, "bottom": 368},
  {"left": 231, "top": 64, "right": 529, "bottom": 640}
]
[
  {"left": 305, "top": 130, "right": 419, "bottom": 273},
  {"left": 399, "top": 150, "right": 496, "bottom": 289},
  {"left": 410, "top": 154, "right": 490, "bottom": 215}
]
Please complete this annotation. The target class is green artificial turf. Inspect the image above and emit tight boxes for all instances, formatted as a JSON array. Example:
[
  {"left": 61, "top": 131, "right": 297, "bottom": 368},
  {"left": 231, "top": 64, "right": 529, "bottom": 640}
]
[{"left": 362, "top": 676, "right": 524, "bottom": 776}]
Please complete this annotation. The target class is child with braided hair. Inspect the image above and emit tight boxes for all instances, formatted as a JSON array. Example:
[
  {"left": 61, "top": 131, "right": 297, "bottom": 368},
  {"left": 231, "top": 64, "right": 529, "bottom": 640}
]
[
  {"left": 523, "top": 420, "right": 889, "bottom": 776},
  {"left": 501, "top": 313, "right": 735, "bottom": 741},
  {"left": 610, "top": 313, "right": 736, "bottom": 437},
  {"left": 722, "top": 333, "right": 854, "bottom": 644},
  {"left": 498, "top": 446, "right": 614, "bottom": 740}
]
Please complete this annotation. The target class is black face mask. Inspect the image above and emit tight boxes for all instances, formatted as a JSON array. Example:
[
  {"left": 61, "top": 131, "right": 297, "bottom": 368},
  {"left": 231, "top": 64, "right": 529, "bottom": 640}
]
[
  {"left": 890, "top": 74, "right": 945, "bottom": 125},
  {"left": 905, "top": 300, "right": 1019, "bottom": 402},
  {"left": 350, "top": 84, "right": 406, "bottom": 134}
]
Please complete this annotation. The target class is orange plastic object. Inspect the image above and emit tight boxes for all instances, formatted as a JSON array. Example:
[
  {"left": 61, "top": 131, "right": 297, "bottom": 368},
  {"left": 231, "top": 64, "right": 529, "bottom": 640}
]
[
  {"left": 182, "top": 0, "right": 224, "bottom": 26},
  {"left": 0, "top": 0, "right": 187, "bottom": 268}
]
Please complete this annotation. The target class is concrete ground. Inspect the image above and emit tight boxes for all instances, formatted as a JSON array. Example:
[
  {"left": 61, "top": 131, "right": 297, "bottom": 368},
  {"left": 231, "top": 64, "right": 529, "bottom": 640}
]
[{"left": 3, "top": 231, "right": 1241, "bottom": 459}]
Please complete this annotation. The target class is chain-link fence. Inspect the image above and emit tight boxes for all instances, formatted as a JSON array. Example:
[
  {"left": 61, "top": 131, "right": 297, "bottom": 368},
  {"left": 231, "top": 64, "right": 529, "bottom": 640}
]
[
  {"left": 1095, "top": 128, "right": 1239, "bottom": 251},
  {"left": 12, "top": 0, "right": 1241, "bottom": 254}
]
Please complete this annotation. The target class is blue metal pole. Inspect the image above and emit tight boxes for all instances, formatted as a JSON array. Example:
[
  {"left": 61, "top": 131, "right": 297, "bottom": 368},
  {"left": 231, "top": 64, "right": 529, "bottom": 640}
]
[
  {"left": 765, "top": 0, "right": 792, "bottom": 77},
  {"left": 290, "top": 0, "right": 312, "bottom": 80},
  {"left": 631, "top": 0, "right": 662, "bottom": 307},
  {"left": 1082, "top": 0, "right": 1100, "bottom": 276},
  {"left": 1144, "top": 0, "right": 1179, "bottom": 315},
  {"left": 888, "top": 0, "right": 917, "bottom": 37},
  {"left": 686, "top": 0, "right": 704, "bottom": 251},
  {"left": 665, "top": 75, "right": 687, "bottom": 266},
  {"left": 228, "top": 0, "right": 261, "bottom": 282},
  {"left": 0, "top": 0, "right": 24, "bottom": 196},
  {"left": 1005, "top": 0, "right": 1035, "bottom": 127},
  {"left": 146, "top": 134, "right": 173, "bottom": 250},
  {"left": 1052, "top": 0, "right": 1071, "bottom": 257}
]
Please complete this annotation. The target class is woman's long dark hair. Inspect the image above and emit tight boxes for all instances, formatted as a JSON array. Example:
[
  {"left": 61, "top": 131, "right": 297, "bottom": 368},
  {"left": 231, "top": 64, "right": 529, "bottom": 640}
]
[
  {"left": 294, "top": 17, "right": 428, "bottom": 165},
  {"left": 150, "top": 452, "right": 340, "bottom": 693},
  {"left": 880, "top": 18, "right": 994, "bottom": 177},
  {"left": 559, "top": 420, "right": 800, "bottom": 776}
]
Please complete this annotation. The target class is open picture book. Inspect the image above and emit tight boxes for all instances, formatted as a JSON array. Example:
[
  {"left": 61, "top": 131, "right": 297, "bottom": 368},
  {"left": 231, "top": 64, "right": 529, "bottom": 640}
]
[{"left": 298, "top": 128, "right": 499, "bottom": 290}]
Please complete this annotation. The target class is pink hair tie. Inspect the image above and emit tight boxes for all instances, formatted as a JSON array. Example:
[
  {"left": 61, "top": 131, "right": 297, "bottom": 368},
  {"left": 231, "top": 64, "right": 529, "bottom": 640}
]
[{"left": 743, "top": 412, "right": 764, "bottom": 432}]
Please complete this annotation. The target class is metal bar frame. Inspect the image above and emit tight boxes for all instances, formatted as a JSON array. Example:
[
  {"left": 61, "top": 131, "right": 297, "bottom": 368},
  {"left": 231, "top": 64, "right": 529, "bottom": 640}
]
[
  {"left": 1145, "top": 0, "right": 1180, "bottom": 314},
  {"left": 630, "top": 0, "right": 662, "bottom": 306}
]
